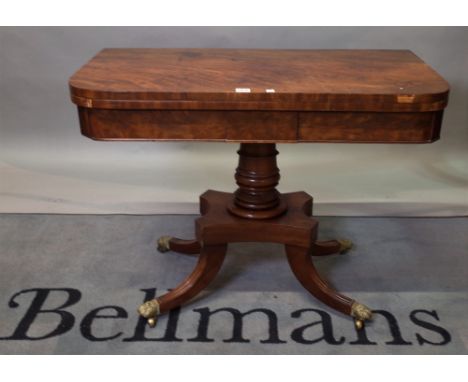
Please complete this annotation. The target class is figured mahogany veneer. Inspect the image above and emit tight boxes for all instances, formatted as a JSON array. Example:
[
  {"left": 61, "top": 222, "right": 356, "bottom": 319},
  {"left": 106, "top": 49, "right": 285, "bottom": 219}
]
[
  {"left": 69, "top": 49, "right": 450, "bottom": 330},
  {"left": 71, "top": 49, "right": 449, "bottom": 143},
  {"left": 70, "top": 49, "right": 448, "bottom": 111},
  {"left": 78, "top": 108, "right": 444, "bottom": 143}
]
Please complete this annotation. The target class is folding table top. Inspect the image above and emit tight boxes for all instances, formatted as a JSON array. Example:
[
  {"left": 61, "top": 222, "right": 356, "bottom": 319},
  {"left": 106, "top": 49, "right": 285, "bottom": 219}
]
[{"left": 69, "top": 49, "right": 449, "bottom": 112}]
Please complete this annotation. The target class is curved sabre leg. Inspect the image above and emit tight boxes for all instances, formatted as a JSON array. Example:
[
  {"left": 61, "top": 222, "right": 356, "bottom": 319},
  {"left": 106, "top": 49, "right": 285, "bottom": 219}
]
[
  {"left": 157, "top": 236, "right": 201, "bottom": 255},
  {"left": 139, "top": 244, "right": 227, "bottom": 327},
  {"left": 311, "top": 239, "right": 353, "bottom": 256},
  {"left": 285, "top": 244, "right": 372, "bottom": 329}
]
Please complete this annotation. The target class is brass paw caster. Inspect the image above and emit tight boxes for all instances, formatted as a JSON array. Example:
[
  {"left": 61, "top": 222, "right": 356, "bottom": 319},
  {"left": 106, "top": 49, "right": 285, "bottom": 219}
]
[
  {"left": 157, "top": 236, "right": 172, "bottom": 253},
  {"left": 138, "top": 299, "right": 160, "bottom": 328},
  {"left": 337, "top": 239, "right": 353, "bottom": 254},
  {"left": 351, "top": 301, "right": 372, "bottom": 330}
]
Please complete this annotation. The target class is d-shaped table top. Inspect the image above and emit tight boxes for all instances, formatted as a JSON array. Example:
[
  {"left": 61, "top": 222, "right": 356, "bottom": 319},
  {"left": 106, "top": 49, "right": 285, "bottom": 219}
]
[{"left": 69, "top": 49, "right": 449, "bottom": 143}]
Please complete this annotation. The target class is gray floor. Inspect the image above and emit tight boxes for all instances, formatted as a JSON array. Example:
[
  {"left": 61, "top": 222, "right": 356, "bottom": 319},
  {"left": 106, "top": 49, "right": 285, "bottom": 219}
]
[{"left": 0, "top": 214, "right": 467, "bottom": 354}]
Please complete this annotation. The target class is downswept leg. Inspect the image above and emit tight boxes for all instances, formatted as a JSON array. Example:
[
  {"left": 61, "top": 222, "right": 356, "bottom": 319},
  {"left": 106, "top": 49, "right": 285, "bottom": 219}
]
[
  {"left": 157, "top": 236, "right": 201, "bottom": 255},
  {"left": 285, "top": 244, "right": 372, "bottom": 329},
  {"left": 311, "top": 239, "right": 353, "bottom": 256},
  {"left": 139, "top": 244, "right": 227, "bottom": 327}
]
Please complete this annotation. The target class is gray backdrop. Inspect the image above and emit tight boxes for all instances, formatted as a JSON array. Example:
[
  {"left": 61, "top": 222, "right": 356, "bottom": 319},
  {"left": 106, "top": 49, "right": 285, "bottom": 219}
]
[{"left": 1, "top": 27, "right": 467, "bottom": 216}]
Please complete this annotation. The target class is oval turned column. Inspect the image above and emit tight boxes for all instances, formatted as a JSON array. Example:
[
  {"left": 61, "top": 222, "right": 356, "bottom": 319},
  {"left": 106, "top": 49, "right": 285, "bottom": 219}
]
[{"left": 227, "top": 143, "right": 287, "bottom": 219}]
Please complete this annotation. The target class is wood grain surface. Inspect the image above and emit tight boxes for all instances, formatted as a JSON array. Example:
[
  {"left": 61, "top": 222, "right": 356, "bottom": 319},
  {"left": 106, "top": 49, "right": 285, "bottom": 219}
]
[
  {"left": 70, "top": 49, "right": 449, "bottom": 112},
  {"left": 78, "top": 108, "right": 443, "bottom": 143},
  {"left": 71, "top": 49, "right": 449, "bottom": 143}
]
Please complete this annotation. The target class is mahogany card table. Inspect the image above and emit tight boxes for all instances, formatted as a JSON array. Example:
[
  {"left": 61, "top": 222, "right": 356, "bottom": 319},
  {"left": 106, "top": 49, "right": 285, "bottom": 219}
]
[{"left": 69, "top": 49, "right": 449, "bottom": 330}]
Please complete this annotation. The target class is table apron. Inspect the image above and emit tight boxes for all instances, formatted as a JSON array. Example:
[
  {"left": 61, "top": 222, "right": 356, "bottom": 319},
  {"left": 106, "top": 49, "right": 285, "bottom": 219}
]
[{"left": 78, "top": 108, "right": 443, "bottom": 143}]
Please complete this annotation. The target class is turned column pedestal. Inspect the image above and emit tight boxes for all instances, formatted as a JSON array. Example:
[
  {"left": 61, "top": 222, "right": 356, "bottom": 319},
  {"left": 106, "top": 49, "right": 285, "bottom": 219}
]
[
  {"left": 138, "top": 143, "right": 372, "bottom": 330},
  {"left": 228, "top": 143, "right": 287, "bottom": 219}
]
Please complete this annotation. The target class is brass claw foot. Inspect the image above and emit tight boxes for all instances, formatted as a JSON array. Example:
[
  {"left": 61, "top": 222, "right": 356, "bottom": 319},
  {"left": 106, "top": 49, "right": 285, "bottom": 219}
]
[
  {"left": 137, "top": 299, "right": 160, "bottom": 327},
  {"left": 337, "top": 239, "right": 353, "bottom": 254},
  {"left": 157, "top": 236, "right": 172, "bottom": 253},
  {"left": 351, "top": 301, "right": 372, "bottom": 330}
]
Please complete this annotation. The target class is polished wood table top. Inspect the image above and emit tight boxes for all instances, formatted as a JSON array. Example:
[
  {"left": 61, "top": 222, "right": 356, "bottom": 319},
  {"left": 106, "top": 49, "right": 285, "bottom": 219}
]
[
  {"left": 69, "top": 49, "right": 450, "bottom": 330},
  {"left": 70, "top": 49, "right": 449, "bottom": 143}
]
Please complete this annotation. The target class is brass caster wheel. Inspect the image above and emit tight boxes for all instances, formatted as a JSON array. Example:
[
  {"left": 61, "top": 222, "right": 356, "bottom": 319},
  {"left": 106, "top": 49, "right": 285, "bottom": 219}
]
[
  {"left": 147, "top": 317, "right": 157, "bottom": 328},
  {"left": 157, "top": 236, "right": 172, "bottom": 253},
  {"left": 337, "top": 239, "right": 353, "bottom": 254},
  {"left": 354, "top": 319, "right": 364, "bottom": 330},
  {"left": 138, "top": 299, "right": 160, "bottom": 328},
  {"left": 351, "top": 301, "right": 372, "bottom": 330}
]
